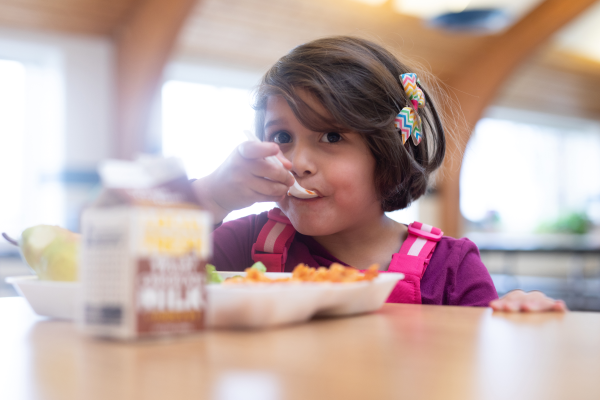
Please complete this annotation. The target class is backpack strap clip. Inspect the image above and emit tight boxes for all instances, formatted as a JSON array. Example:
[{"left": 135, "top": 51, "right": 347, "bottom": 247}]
[
  {"left": 251, "top": 208, "right": 295, "bottom": 272},
  {"left": 407, "top": 222, "right": 443, "bottom": 242}
]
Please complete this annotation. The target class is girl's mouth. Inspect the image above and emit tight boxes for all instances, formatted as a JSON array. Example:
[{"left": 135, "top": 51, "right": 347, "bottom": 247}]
[
  {"left": 288, "top": 182, "right": 320, "bottom": 199},
  {"left": 289, "top": 192, "right": 325, "bottom": 203},
  {"left": 291, "top": 196, "right": 323, "bottom": 201},
  {"left": 288, "top": 187, "right": 323, "bottom": 198}
]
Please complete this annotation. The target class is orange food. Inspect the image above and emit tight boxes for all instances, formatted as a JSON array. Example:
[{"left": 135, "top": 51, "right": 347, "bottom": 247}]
[{"left": 223, "top": 263, "right": 379, "bottom": 285}]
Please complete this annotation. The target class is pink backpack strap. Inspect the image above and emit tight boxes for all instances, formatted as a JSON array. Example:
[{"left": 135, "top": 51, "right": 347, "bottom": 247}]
[
  {"left": 384, "top": 222, "right": 443, "bottom": 304},
  {"left": 251, "top": 208, "right": 296, "bottom": 272}
]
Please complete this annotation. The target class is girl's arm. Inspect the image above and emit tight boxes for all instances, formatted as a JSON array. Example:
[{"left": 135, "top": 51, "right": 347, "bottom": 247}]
[
  {"left": 489, "top": 290, "right": 568, "bottom": 312},
  {"left": 192, "top": 141, "right": 294, "bottom": 223},
  {"left": 435, "top": 238, "right": 567, "bottom": 312}
]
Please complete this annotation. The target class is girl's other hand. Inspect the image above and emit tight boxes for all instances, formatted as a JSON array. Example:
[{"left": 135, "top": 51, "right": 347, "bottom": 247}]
[
  {"left": 192, "top": 141, "right": 294, "bottom": 223},
  {"left": 489, "top": 290, "right": 568, "bottom": 312}
]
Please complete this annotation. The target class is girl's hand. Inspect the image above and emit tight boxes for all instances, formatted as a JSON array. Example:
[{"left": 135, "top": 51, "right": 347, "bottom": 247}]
[
  {"left": 489, "top": 290, "right": 568, "bottom": 312},
  {"left": 192, "top": 141, "right": 294, "bottom": 223}
]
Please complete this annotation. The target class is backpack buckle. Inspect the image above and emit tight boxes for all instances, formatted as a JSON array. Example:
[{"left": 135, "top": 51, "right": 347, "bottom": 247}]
[{"left": 407, "top": 223, "right": 443, "bottom": 242}]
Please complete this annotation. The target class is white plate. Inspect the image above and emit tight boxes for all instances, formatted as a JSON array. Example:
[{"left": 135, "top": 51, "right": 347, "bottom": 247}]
[{"left": 6, "top": 271, "right": 404, "bottom": 329}]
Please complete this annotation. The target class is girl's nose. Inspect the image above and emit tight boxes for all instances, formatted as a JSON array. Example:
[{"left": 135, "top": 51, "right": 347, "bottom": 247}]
[{"left": 289, "top": 143, "right": 317, "bottom": 178}]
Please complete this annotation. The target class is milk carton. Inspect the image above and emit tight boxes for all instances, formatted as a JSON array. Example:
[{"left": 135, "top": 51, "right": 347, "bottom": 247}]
[{"left": 80, "top": 157, "right": 211, "bottom": 339}]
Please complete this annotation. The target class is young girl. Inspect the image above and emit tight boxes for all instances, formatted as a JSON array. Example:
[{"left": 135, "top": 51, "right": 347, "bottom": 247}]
[{"left": 193, "top": 36, "right": 565, "bottom": 312}]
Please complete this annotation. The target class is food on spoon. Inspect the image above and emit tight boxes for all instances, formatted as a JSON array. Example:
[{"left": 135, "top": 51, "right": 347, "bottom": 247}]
[
  {"left": 18, "top": 225, "right": 80, "bottom": 281},
  {"left": 287, "top": 181, "right": 318, "bottom": 199},
  {"left": 223, "top": 263, "right": 379, "bottom": 285}
]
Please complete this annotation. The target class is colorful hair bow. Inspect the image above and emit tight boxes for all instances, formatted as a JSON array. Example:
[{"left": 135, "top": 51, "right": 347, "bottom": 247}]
[{"left": 394, "top": 73, "right": 425, "bottom": 146}]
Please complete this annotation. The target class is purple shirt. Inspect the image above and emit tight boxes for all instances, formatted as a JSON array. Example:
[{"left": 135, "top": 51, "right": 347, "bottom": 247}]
[{"left": 212, "top": 211, "right": 498, "bottom": 307}]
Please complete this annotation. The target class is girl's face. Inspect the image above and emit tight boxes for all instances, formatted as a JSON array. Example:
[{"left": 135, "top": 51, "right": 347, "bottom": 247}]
[{"left": 264, "top": 93, "right": 382, "bottom": 237}]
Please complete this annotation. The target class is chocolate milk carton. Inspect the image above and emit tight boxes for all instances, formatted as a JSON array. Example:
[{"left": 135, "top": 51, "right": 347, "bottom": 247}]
[{"left": 80, "top": 157, "right": 211, "bottom": 339}]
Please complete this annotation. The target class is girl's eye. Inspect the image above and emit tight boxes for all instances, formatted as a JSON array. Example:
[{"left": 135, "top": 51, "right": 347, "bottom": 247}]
[
  {"left": 320, "top": 132, "right": 342, "bottom": 143},
  {"left": 271, "top": 131, "right": 292, "bottom": 144}
]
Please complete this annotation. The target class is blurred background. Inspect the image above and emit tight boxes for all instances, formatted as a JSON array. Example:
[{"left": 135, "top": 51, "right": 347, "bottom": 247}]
[{"left": 0, "top": 0, "right": 599, "bottom": 309}]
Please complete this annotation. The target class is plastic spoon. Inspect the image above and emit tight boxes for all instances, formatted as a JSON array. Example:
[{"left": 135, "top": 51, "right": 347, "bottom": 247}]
[{"left": 243, "top": 130, "right": 318, "bottom": 199}]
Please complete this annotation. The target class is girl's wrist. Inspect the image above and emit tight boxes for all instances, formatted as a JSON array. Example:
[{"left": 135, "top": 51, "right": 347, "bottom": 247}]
[{"left": 191, "top": 175, "right": 231, "bottom": 224}]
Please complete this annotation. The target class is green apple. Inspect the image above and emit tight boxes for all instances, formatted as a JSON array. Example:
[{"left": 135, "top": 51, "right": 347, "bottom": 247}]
[{"left": 19, "top": 225, "right": 80, "bottom": 282}]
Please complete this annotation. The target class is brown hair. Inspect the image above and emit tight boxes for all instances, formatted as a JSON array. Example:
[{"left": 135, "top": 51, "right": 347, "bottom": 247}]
[{"left": 254, "top": 36, "right": 446, "bottom": 212}]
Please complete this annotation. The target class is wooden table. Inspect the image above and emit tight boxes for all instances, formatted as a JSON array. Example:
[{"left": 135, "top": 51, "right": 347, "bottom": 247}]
[{"left": 1, "top": 297, "right": 600, "bottom": 400}]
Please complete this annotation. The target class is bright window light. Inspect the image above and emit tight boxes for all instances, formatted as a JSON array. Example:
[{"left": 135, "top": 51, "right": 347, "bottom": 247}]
[
  {"left": 460, "top": 118, "right": 600, "bottom": 233},
  {"left": 162, "top": 81, "right": 253, "bottom": 178},
  {"left": 386, "top": 204, "right": 420, "bottom": 225},
  {"left": 350, "top": 0, "right": 388, "bottom": 6},
  {"left": 555, "top": 1, "right": 600, "bottom": 63},
  {"left": 162, "top": 81, "right": 275, "bottom": 221},
  {"left": 0, "top": 59, "right": 26, "bottom": 236}
]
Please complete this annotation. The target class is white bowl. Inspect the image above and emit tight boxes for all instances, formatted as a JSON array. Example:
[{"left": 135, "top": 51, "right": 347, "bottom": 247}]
[
  {"left": 6, "top": 276, "right": 78, "bottom": 320},
  {"left": 6, "top": 272, "right": 404, "bottom": 328}
]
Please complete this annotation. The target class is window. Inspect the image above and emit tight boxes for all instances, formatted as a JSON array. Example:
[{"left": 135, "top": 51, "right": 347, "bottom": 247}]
[
  {"left": 0, "top": 54, "right": 64, "bottom": 242},
  {"left": 0, "top": 60, "right": 26, "bottom": 235},
  {"left": 162, "top": 79, "right": 273, "bottom": 221},
  {"left": 461, "top": 114, "right": 600, "bottom": 234}
]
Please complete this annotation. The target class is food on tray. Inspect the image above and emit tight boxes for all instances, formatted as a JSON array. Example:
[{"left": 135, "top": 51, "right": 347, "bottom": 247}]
[
  {"left": 206, "top": 264, "right": 224, "bottom": 284},
  {"left": 2, "top": 225, "right": 80, "bottom": 281},
  {"left": 223, "top": 262, "right": 379, "bottom": 285},
  {"left": 250, "top": 261, "right": 267, "bottom": 273}
]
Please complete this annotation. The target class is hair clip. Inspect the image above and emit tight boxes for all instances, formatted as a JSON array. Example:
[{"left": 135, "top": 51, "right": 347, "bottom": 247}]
[{"left": 394, "top": 73, "right": 425, "bottom": 145}]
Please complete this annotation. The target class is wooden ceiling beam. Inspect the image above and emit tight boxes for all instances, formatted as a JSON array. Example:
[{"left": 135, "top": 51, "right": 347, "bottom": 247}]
[
  {"left": 113, "top": 0, "right": 198, "bottom": 160},
  {"left": 437, "top": 0, "right": 599, "bottom": 238}
]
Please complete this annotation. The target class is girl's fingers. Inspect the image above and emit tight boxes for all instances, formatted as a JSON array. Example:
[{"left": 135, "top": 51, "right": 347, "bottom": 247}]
[
  {"left": 506, "top": 301, "right": 521, "bottom": 312},
  {"left": 552, "top": 300, "right": 568, "bottom": 312},
  {"left": 503, "top": 289, "right": 526, "bottom": 300},
  {"left": 250, "top": 160, "right": 295, "bottom": 186},
  {"left": 248, "top": 190, "right": 287, "bottom": 204},
  {"left": 489, "top": 299, "right": 519, "bottom": 312},
  {"left": 236, "top": 143, "right": 294, "bottom": 186},
  {"left": 238, "top": 141, "right": 280, "bottom": 160},
  {"left": 521, "top": 300, "right": 544, "bottom": 312},
  {"left": 489, "top": 291, "right": 568, "bottom": 313},
  {"left": 489, "top": 299, "right": 502, "bottom": 311},
  {"left": 246, "top": 175, "right": 290, "bottom": 198},
  {"left": 274, "top": 149, "right": 293, "bottom": 170}
]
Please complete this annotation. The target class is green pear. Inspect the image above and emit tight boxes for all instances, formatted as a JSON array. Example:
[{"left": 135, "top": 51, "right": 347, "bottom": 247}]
[{"left": 19, "top": 225, "right": 80, "bottom": 281}]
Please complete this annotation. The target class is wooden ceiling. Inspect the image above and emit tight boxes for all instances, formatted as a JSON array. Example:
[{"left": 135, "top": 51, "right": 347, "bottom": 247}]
[
  {"left": 0, "top": 0, "right": 598, "bottom": 122},
  {"left": 174, "top": 0, "right": 491, "bottom": 81},
  {"left": 173, "top": 0, "right": 600, "bottom": 120},
  {"left": 0, "top": 0, "right": 140, "bottom": 35},
  {"left": 1, "top": 0, "right": 599, "bottom": 110},
  {"left": 494, "top": 48, "right": 600, "bottom": 120}
]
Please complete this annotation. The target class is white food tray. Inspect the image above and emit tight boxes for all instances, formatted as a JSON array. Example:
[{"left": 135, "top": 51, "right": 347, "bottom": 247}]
[{"left": 6, "top": 271, "right": 403, "bottom": 329}]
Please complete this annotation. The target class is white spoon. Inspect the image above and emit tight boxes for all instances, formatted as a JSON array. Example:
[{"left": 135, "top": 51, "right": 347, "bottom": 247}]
[{"left": 243, "top": 130, "right": 319, "bottom": 199}]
